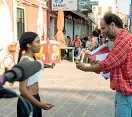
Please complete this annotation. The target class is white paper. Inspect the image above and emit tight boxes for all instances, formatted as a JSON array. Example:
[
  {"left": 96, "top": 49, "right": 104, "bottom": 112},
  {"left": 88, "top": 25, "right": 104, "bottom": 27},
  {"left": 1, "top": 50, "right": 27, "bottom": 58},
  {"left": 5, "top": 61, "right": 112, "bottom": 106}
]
[
  {"left": 89, "top": 44, "right": 106, "bottom": 55},
  {"left": 100, "top": 72, "right": 110, "bottom": 78},
  {"left": 96, "top": 53, "right": 110, "bottom": 78},
  {"left": 96, "top": 53, "right": 109, "bottom": 61}
]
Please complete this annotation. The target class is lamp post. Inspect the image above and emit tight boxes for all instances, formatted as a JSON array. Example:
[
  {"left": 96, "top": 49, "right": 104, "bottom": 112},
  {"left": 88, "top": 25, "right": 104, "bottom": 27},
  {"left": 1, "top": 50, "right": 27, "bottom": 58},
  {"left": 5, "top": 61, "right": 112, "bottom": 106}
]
[{"left": 129, "top": 0, "right": 132, "bottom": 33}]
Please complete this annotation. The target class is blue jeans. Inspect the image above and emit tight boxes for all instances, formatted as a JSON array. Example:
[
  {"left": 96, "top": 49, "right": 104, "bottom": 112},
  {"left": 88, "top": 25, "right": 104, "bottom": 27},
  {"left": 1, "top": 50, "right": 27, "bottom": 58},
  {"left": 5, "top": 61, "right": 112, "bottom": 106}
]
[
  {"left": 76, "top": 47, "right": 82, "bottom": 56},
  {"left": 115, "top": 92, "right": 132, "bottom": 117}
]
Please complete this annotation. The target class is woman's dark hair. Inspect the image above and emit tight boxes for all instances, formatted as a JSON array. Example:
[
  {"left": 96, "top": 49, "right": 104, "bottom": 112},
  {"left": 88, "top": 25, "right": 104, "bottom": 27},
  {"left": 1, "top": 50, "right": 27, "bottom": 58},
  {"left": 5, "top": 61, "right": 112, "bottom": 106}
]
[
  {"left": 17, "top": 32, "right": 38, "bottom": 63},
  {"left": 76, "top": 35, "right": 80, "bottom": 38},
  {"left": 103, "top": 13, "right": 123, "bottom": 28},
  {"left": 92, "top": 31, "right": 99, "bottom": 37},
  {"left": 67, "top": 36, "right": 71, "bottom": 39}
]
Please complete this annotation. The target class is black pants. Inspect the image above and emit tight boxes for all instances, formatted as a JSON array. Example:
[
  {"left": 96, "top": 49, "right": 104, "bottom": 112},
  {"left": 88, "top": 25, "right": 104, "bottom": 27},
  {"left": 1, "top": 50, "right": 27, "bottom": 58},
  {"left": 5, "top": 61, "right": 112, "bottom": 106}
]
[{"left": 17, "top": 94, "right": 42, "bottom": 117}]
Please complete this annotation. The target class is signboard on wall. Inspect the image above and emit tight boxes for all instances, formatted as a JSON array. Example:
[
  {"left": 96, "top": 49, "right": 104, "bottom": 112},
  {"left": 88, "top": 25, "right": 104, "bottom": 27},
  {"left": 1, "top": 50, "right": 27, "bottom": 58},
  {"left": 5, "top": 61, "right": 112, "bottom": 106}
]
[
  {"left": 52, "top": 0, "right": 77, "bottom": 11},
  {"left": 79, "top": 1, "right": 99, "bottom": 7}
]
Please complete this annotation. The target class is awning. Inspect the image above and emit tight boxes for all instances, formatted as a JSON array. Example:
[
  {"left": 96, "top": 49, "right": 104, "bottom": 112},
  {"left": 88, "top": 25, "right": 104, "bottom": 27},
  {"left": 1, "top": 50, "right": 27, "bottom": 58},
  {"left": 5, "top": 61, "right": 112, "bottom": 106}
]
[
  {"left": 71, "top": 11, "right": 97, "bottom": 25},
  {"left": 88, "top": 16, "right": 97, "bottom": 25},
  {"left": 71, "top": 11, "right": 88, "bottom": 20}
]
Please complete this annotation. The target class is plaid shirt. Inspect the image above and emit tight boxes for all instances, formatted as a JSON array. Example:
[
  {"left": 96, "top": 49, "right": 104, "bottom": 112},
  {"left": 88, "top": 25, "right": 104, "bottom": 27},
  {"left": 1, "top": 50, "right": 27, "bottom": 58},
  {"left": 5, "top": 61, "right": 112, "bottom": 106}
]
[{"left": 99, "top": 29, "right": 132, "bottom": 95}]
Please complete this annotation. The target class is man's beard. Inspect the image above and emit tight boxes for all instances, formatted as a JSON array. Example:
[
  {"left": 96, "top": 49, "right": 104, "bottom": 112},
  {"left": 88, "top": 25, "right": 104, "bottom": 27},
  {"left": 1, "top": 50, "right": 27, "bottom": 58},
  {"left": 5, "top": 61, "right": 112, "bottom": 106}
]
[
  {"left": 107, "top": 27, "right": 116, "bottom": 40},
  {"left": 107, "top": 33, "right": 115, "bottom": 40}
]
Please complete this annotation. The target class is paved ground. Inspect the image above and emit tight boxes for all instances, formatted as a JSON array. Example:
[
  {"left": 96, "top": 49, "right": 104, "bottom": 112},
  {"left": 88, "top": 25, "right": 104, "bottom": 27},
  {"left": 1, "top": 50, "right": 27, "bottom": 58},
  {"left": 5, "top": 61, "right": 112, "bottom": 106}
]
[{"left": 0, "top": 62, "right": 115, "bottom": 117}]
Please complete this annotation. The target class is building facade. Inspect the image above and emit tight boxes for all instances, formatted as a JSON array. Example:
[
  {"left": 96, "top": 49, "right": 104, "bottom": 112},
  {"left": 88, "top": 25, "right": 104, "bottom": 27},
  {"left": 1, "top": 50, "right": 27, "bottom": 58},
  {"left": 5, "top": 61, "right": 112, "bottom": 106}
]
[
  {"left": 91, "top": 0, "right": 128, "bottom": 28},
  {"left": 0, "top": 0, "right": 97, "bottom": 49},
  {"left": 91, "top": 0, "right": 117, "bottom": 28},
  {"left": 0, "top": 0, "right": 47, "bottom": 48},
  {"left": 116, "top": 8, "right": 128, "bottom": 28},
  {"left": 48, "top": 0, "right": 96, "bottom": 40}
]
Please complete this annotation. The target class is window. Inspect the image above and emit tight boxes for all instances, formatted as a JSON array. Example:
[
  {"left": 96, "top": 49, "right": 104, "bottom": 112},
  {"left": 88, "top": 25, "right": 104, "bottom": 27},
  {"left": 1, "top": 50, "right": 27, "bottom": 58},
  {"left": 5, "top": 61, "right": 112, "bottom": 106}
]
[
  {"left": 108, "top": 6, "right": 112, "bottom": 12},
  {"left": 50, "top": 17, "right": 55, "bottom": 40},
  {"left": 98, "top": 7, "right": 102, "bottom": 15},
  {"left": 17, "top": 8, "right": 25, "bottom": 40}
]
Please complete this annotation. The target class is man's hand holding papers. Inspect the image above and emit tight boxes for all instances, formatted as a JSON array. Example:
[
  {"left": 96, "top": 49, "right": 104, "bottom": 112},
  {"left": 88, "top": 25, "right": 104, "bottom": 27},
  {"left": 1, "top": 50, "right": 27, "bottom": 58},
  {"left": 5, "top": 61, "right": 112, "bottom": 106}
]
[{"left": 76, "top": 44, "right": 110, "bottom": 79}]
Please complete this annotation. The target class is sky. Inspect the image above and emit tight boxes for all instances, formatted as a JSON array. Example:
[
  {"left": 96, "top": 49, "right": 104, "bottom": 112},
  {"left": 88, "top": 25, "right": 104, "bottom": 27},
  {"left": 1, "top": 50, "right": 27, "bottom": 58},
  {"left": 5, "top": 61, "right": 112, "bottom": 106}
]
[{"left": 117, "top": 0, "right": 131, "bottom": 14}]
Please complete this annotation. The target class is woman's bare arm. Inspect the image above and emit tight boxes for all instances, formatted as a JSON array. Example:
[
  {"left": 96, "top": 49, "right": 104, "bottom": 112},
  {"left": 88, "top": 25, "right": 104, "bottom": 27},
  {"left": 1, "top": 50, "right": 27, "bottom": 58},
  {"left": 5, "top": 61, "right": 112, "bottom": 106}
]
[{"left": 19, "top": 58, "right": 53, "bottom": 110}]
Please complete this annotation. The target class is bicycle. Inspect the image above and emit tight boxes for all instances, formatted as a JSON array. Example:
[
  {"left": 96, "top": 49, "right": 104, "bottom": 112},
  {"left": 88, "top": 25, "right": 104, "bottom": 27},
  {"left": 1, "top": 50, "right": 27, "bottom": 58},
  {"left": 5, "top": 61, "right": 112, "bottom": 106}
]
[{"left": 0, "top": 43, "right": 19, "bottom": 71}]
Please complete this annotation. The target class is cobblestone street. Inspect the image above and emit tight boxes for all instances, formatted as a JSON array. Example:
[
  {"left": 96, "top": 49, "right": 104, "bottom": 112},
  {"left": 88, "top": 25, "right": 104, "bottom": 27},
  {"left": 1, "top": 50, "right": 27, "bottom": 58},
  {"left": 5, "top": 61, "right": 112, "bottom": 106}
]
[{"left": 0, "top": 62, "right": 115, "bottom": 117}]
